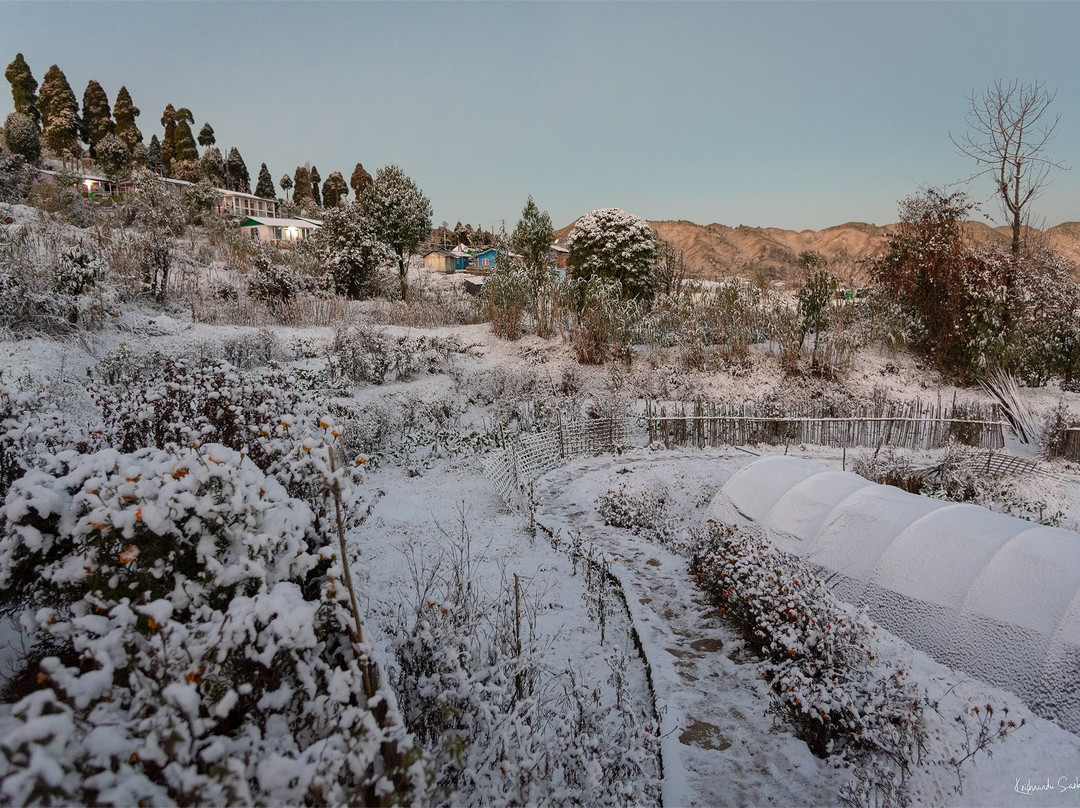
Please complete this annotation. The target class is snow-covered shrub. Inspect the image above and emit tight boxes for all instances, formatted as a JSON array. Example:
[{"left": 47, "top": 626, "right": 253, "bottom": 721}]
[
  {"left": 94, "top": 360, "right": 368, "bottom": 528},
  {"left": 392, "top": 528, "right": 659, "bottom": 806},
  {"left": 221, "top": 327, "right": 284, "bottom": 369},
  {"left": 0, "top": 443, "right": 423, "bottom": 805},
  {"left": 94, "top": 343, "right": 168, "bottom": 386},
  {"left": 596, "top": 482, "right": 672, "bottom": 542},
  {"left": 484, "top": 261, "right": 529, "bottom": 340},
  {"left": 689, "top": 522, "right": 925, "bottom": 764},
  {"left": 331, "top": 326, "right": 458, "bottom": 385},
  {"left": 566, "top": 208, "right": 658, "bottom": 301},
  {"left": 247, "top": 244, "right": 305, "bottom": 305},
  {"left": 0, "top": 151, "right": 36, "bottom": 203}
]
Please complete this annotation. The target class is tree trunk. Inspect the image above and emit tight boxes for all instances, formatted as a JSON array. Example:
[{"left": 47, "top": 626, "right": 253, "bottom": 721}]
[{"left": 398, "top": 253, "right": 408, "bottom": 301}]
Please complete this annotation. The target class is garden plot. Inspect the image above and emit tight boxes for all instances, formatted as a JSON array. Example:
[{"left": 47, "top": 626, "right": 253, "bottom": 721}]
[{"left": 528, "top": 448, "right": 1080, "bottom": 807}]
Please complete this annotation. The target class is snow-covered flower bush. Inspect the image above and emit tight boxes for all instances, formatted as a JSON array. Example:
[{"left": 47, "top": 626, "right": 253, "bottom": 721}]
[
  {"left": 0, "top": 442, "right": 423, "bottom": 806},
  {"left": 94, "top": 360, "right": 369, "bottom": 529},
  {"left": 596, "top": 482, "right": 672, "bottom": 542}
]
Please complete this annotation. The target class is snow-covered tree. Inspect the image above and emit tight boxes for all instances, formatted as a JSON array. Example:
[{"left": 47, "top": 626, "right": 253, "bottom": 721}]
[
  {"left": 321, "top": 170, "right": 348, "bottom": 207},
  {"left": 94, "top": 132, "right": 129, "bottom": 180},
  {"left": 226, "top": 146, "right": 250, "bottom": 194},
  {"left": 171, "top": 109, "right": 198, "bottom": 164},
  {"left": 292, "top": 165, "right": 313, "bottom": 208},
  {"left": 4, "top": 53, "right": 39, "bottom": 127},
  {"left": 197, "top": 121, "right": 215, "bottom": 147},
  {"left": 146, "top": 134, "right": 163, "bottom": 173},
  {"left": 279, "top": 172, "right": 293, "bottom": 199},
  {"left": 312, "top": 202, "right": 395, "bottom": 299},
  {"left": 79, "top": 80, "right": 112, "bottom": 157},
  {"left": 254, "top": 162, "right": 275, "bottom": 199},
  {"left": 113, "top": 86, "right": 141, "bottom": 148},
  {"left": 567, "top": 207, "right": 659, "bottom": 300},
  {"left": 198, "top": 145, "right": 226, "bottom": 186},
  {"left": 37, "top": 64, "right": 80, "bottom": 157},
  {"left": 361, "top": 164, "right": 433, "bottom": 300},
  {"left": 350, "top": 161, "right": 372, "bottom": 198},
  {"left": 511, "top": 195, "right": 557, "bottom": 336},
  {"left": 309, "top": 164, "right": 322, "bottom": 207},
  {"left": 2, "top": 112, "right": 41, "bottom": 165},
  {"left": 159, "top": 104, "right": 176, "bottom": 173}
]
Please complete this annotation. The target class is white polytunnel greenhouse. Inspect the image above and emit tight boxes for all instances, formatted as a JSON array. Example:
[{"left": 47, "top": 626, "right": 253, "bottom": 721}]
[{"left": 707, "top": 455, "right": 1080, "bottom": 734}]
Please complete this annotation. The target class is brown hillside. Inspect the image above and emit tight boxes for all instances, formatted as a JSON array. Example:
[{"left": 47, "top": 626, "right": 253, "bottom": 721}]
[{"left": 553, "top": 218, "right": 1080, "bottom": 287}]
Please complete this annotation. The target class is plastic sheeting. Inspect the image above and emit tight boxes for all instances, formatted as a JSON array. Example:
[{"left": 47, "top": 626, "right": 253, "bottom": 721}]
[{"left": 709, "top": 455, "right": 1080, "bottom": 734}]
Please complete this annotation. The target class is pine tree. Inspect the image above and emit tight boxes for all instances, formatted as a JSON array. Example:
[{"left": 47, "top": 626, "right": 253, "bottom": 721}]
[
  {"left": 113, "top": 86, "right": 142, "bottom": 148},
  {"left": 321, "top": 171, "right": 348, "bottom": 207},
  {"left": 159, "top": 105, "right": 176, "bottom": 173},
  {"left": 226, "top": 147, "right": 250, "bottom": 194},
  {"left": 95, "top": 132, "right": 129, "bottom": 180},
  {"left": 350, "top": 162, "right": 372, "bottom": 198},
  {"left": 292, "top": 165, "right": 312, "bottom": 207},
  {"left": 147, "top": 134, "right": 163, "bottom": 173},
  {"left": 255, "top": 163, "right": 275, "bottom": 199},
  {"left": 197, "top": 122, "right": 215, "bottom": 147},
  {"left": 38, "top": 65, "right": 80, "bottom": 157},
  {"left": 199, "top": 146, "right": 226, "bottom": 186},
  {"left": 80, "top": 80, "right": 113, "bottom": 157},
  {"left": 279, "top": 173, "right": 293, "bottom": 200},
  {"left": 172, "top": 108, "right": 199, "bottom": 164},
  {"left": 309, "top": 165, "right": 322, "bottom": 207},
  {"left": 5, "top": 53, "right": 39, "bottom": 127}
]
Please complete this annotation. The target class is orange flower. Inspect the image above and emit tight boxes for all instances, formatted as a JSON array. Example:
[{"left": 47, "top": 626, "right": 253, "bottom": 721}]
[
  {"left": 171, "top": 468, "right": 189, "bottom": 479},
  {"left": 146, "top": 617, "right": 157, "bottom": 630},
  {"left": 130, "top": 752, "right": 139, "bottom": 764},
  {"left": 120, "top": 545, "right": 140, "bottom": 564},
  {"left": 91, "top": 522, "right": 110, "bottom": 531},
  {"left": 135, "top": 508, "right": 143, "bottom": 522}
]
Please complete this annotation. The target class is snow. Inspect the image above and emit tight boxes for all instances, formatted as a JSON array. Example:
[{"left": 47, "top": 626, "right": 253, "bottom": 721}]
[{"left": 3, "top": 212, "right": 1080, "bottom": 804}]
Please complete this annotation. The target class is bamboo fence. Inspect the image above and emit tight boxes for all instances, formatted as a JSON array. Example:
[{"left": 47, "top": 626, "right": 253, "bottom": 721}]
[{"left": 645, "top": 398, "right": 1006, "bottom": 451}]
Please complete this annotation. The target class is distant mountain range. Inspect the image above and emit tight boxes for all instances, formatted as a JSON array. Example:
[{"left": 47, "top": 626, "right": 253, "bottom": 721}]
[{"left": 553, "top": 219, "right": 1080, "bottom": 287}]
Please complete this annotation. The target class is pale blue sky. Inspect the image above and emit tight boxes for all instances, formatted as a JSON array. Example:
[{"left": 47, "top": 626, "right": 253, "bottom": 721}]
[{"left": 2, "top": 1, "right": 1077, "bottom": 231}]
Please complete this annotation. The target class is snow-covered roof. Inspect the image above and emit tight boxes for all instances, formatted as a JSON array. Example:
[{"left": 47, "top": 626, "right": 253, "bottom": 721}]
[
  {"left": 710, "top": 455, "right": 1080, "bottom": 735},
  {"left": 240, "top": 217, "right": 320, "bottom": 229}
]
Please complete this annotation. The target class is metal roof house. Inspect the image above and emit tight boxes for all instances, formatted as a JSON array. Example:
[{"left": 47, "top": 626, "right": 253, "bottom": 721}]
[
  {"left": 472, "top": 248, "right": 498, "bottom": 268},
  {"left": 240, "top": 216, "right": 321, "bottom": 244}
]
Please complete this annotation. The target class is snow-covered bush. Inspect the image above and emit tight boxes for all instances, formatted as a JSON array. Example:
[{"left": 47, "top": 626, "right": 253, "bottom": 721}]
[
  {"left": 0, "top": 443, "right": 423, "bottom": 805},
  {"left": 94, "top": 360, "right": 368, "bottom": 528},
  {"left": 331, "top": 326, "right": 458, "bottom": 385},
  {"left": 0, "top": 151, "right": 36, "bottom": 203},
  {"left": 596, "top": 482, "right": 672, "bottom": 542},
  {"left": 484, "top": 261, "right": 529, "bottom": 340},
  {"left": 689, "top": 522, "right": 925, "bottom": 763}
]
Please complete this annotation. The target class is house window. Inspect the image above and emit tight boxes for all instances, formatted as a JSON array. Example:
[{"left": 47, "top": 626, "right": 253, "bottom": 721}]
[{"left": 273, "top": 227, "right": 282, "bottom": 241}]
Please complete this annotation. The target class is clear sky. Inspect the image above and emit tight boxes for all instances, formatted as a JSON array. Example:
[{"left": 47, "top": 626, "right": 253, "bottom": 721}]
[{"left": 2, "top": 1, "right": 1078, "bottom": 231}]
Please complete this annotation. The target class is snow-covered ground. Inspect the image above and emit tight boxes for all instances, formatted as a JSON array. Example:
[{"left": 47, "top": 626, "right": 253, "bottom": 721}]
[{"left": 4, "top": 197, "right": 1080, "bottom": 804}]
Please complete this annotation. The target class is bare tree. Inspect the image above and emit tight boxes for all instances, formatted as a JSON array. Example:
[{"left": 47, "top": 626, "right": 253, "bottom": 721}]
[{"left": 952, "top": 80, "right": 1068, "bottom": 255}]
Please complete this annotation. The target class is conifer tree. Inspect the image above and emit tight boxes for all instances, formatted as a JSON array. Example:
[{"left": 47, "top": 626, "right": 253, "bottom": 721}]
[
  {"left": 171, "top": 107, "right": 199, "bottom": 164},
  {"left": 80, "top": 80, "right": 113, "bottom": 157},
  {"left": 147, "top": 134, "right": 163, "bottom": 173},
  {"left": 197, "top": 122, "right": 215, "bottom": 147},
  {"left": 198, "top": 146, "right": 226, "bottom": 186},
  {"left": 3, "top": 111, "right": 41, "bottom": 165},
  {"left": 113, "top": 86, "right": 142, "bottom": 148},
  {"left": 292, "top": 165, "right": 313, "bottom": 207},
  {"left": 309, "top": 165, "right": 322, "bottom": 207},
  {"left": 226, "top": 147, "right": 250, "bottom": 193},
  {"left": 322, "top": 171, "right": 348, "bottom": 207},
  {"left": 279, "top": 173, "right": 293, "bottom": 199},
  {"left": 159, "top": 105, "right": 176, "bottom": 173},
  {"left": 350, "top": 162, "right": 372, "bottom": 198},
  {"left": 4, "top": 53, "right": 39, "bottom": 127},
  {"left": 362, "top": 164, "right": 433, "bottom": 300},
  {"left": 255, "top": 163, "right": 275, "bottom": 199},
  {"left": 38, "top": 64, "right": 80, "bottom": 157}
]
